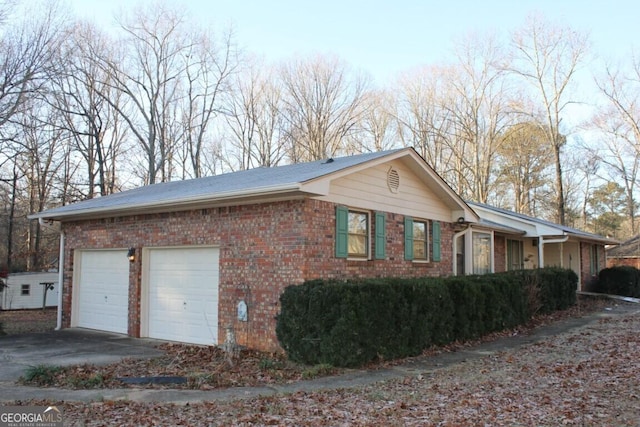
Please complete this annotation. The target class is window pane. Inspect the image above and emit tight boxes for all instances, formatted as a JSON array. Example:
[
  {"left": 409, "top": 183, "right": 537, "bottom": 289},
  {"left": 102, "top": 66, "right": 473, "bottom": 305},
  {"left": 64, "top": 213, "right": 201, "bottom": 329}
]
[
  {"left": 348, "top": 212, "right": 367, "bottom": 235},
  {"left": 413, "top": 221, "right": 427, "bottom": 259},
  {"left": 507, "top": 239, "right": 523, "bottom": 271},
  {"left": 348, "top": 211, "right": 368, "bottom": 256},
  {"left": 349, "top": 234, "right": 367, "bottom": 255},
  {"left": 473, "top": 232, "right": 491, "bottom": 274}
]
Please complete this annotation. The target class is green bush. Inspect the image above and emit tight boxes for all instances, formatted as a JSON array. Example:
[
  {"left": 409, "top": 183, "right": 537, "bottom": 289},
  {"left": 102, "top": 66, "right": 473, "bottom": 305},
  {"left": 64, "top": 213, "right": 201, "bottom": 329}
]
[
  {"left": 595, "top": 266, "right": 640, "bottom": 298},
  {"left": 276, "top": 268, "right": 577, "bottom": 368}
]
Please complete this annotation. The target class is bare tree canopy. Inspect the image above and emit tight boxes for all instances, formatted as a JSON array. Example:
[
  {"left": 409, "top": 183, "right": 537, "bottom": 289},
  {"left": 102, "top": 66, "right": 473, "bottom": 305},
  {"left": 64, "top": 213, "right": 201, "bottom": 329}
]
[
  {"left": 2, "top": 3, "right": 640, "bottom": 271},
  {"left": 279, "top": 54, "right": 370, "bottom": 162},
  {"left": 507, "top": 14, "right": 589, "bottom": 225}
]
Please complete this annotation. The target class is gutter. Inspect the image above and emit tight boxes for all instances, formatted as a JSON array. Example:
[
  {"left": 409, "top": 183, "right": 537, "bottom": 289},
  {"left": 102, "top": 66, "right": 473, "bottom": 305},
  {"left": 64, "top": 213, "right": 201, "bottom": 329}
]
[{"left": 38, "top": 218, "right": 63, "bottom": 331}]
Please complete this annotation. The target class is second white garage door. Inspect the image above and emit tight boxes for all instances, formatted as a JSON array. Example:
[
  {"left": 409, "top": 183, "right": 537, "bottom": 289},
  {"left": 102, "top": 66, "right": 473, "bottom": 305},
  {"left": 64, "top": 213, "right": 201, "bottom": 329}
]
[{"left": 147, "top": 247, "right": 220, "bottom": 345}]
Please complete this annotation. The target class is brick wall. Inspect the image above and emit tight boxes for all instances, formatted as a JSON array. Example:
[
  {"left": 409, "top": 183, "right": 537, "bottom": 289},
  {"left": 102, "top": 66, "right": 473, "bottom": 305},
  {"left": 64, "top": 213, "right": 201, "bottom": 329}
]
[
  {"left": 580, "top": 242, "right": 606, "bottom": 290},
  {"left": 61, "top": 198, "right": 456, "bottom": 352},
  {"left": 494, "top": 235, "right": 506, "bottom": 273},
  {"left": 606, "top": 257, "right": 640, "bottom": 269}
]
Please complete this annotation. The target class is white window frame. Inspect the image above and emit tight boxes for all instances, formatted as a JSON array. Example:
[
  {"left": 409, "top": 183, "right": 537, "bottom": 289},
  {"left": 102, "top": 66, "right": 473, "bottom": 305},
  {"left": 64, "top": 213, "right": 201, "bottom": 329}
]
[
  {"left": 348, "top": 209, "right": 370, "bottom": 260},
  {"left": 412, "top": 219, "right": 430, "bottom": 262}
]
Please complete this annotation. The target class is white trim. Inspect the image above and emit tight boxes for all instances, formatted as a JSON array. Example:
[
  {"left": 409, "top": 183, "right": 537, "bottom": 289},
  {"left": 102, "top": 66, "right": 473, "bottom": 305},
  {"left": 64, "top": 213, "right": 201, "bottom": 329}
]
[{"left": 346, "top": 209, "right": 371, "bottom": 260}]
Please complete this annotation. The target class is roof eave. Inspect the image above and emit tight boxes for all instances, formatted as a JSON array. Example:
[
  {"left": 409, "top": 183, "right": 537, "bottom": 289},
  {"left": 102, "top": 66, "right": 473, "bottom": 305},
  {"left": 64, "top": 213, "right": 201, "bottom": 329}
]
[{"left": 29, "top": 183, "right": 308, "bottom": 222}]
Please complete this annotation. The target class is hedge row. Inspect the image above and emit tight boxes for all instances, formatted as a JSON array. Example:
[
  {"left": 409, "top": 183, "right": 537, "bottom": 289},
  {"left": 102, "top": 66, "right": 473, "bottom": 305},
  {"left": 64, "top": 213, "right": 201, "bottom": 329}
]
[
  {"left": 276, "top": 268, "right": 577, "bottom": 367},
  {"left": 592, "top": 266, "right": 640, "bottom": 298}
]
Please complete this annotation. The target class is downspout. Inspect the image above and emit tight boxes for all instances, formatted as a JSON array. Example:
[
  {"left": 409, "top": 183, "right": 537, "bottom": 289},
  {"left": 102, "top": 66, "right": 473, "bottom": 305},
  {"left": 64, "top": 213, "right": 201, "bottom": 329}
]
[{"left": 38, "top": 218, "right": 64, "bottom": 330}]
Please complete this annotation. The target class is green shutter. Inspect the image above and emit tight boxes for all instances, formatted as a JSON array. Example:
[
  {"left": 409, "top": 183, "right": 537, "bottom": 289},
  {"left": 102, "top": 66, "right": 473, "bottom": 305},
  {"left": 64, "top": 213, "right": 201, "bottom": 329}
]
[
  {"left": 335, "top": 206, "right": 348, "bottom": 258},
  {"left": 432, "top": 221, "right": 441, "bottom": 262},
  {"left": 374, "top": 212, "right": 386, "bottom": 259},
  {"left": 404, "top": 216, "right": 413, "bottom": 260}
]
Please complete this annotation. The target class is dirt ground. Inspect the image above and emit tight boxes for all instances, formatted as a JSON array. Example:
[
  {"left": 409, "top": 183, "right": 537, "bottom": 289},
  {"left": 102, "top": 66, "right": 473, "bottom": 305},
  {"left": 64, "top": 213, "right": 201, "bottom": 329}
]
[{"left": 5, "top": 298, "right": 640, "bottom": 426}]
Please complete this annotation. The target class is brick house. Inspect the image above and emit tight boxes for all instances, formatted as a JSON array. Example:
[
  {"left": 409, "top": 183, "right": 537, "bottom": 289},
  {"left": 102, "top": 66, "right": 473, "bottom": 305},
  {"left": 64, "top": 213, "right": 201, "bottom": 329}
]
[
  {"left": 30, "top": 148, "right": 613, "bottom": 352},
  {"left": 469, "top": 202, "right": 613, "bottom": 288},
  {"left": 606, "top": 235, "right": 640, "bottom": 269}
]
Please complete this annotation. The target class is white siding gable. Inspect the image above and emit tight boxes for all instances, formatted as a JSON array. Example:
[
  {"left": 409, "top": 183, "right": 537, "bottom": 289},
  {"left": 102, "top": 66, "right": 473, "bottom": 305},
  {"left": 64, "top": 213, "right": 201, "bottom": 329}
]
[{"left": 314, "top": 160, "right": 453, "bottom": 221}]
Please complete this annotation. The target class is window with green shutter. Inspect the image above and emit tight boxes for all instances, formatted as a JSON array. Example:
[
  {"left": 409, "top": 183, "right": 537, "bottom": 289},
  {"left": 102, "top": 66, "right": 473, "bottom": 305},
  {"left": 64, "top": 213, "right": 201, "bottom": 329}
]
[
  {"left": 404, "top": 216, "right": 413, "bottom": 260},
  {"left": 336, "top": 206, "right": 370, "bottom": 259},
  {"left": 374, "top": 212, "right": 386, "bottom": 259}
]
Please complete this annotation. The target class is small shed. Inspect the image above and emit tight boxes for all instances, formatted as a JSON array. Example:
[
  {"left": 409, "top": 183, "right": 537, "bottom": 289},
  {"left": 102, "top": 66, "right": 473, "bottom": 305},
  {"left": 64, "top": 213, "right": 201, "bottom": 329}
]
[{"left": 1, "top": 271, "right": 59, "bottom": 310}]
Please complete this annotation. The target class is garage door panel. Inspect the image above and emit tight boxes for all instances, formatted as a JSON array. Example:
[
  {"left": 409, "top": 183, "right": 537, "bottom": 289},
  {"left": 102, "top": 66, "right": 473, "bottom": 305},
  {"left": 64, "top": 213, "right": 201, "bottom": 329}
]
[
  {"left": 147, "top": 247, "right": 219, "bottom": 345},
  {"left": 76, "top": 250, "right": 129, "bottom": 334}
]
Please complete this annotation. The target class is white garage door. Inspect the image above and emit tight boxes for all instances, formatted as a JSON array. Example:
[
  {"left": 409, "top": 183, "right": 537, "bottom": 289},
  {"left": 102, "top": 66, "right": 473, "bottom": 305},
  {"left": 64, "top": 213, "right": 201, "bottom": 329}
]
[
  {"left": 76, "top": 250, "right": 129, "bottom": 334},
  {"left": 147, "top": 247, "right": 219, "bottom": 345}
]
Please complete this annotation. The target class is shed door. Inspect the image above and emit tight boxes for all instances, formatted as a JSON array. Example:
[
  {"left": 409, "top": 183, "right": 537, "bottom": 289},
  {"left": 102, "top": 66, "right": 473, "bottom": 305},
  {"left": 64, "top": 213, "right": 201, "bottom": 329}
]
[
  {"left": 75, "top": 250, "right": 129, "bottom": 334},
  {"left": 147, "top": 247, "right": 219, "bottom": 345}
]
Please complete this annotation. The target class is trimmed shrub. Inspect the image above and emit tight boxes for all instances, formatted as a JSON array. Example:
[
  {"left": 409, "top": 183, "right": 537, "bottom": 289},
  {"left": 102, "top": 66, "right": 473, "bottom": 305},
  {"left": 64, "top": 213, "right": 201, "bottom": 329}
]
[
  {"left": 595, "top": 266, "right": 640, "bottom": 298},
  {"left": 276, "top": 268, "right": 577, "bottom": 368}
]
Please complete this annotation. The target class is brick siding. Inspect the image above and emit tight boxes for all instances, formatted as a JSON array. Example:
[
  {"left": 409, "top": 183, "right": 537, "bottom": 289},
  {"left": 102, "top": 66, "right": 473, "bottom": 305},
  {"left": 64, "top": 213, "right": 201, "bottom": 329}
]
[{"left": 61, "top": 198, "right": 455, "bottom": 352}]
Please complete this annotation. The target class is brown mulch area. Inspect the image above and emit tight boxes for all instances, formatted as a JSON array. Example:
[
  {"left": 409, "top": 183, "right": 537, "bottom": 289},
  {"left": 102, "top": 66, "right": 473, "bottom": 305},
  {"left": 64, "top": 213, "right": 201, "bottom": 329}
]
[{"left": 11, "top": 297, "right": 639, "bottom": 426}]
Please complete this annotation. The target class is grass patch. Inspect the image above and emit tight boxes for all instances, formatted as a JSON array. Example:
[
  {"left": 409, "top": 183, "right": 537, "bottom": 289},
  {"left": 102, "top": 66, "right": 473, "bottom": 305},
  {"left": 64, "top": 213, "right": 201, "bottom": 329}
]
[
  {"left": 66, "top": 373, "right": 106, "bottom": 389},
  {"left": 301, "top": 363, "right": 335, "bottom": 380},
  {"left": 259, "top": 357, "right": 285, "bottom": 370},
  {"left": 21, "top": 364, "right": 63, "bottom": 386}
]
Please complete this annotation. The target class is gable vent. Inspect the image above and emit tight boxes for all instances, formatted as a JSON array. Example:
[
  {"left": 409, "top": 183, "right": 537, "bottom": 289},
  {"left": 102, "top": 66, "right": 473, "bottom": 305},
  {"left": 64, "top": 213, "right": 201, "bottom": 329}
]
[{"left": 387, "top": 167, "right": 400, "bottom": 193}]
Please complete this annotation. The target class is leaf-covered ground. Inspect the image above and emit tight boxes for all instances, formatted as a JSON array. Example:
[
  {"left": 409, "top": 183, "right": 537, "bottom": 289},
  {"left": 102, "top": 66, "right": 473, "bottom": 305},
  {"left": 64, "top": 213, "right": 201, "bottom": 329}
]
[
  {"left": 20, "top": 343, "right": 339, "bottom": 389},
  {"left": 8, "top": 299, "right": 640, "bottom": 426}
]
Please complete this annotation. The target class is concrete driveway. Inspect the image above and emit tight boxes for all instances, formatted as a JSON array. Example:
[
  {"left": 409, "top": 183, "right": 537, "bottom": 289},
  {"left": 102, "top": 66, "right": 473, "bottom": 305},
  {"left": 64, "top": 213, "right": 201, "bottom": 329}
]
[{"left": 0, "top": 328, "right": 165, "bottom": 382}]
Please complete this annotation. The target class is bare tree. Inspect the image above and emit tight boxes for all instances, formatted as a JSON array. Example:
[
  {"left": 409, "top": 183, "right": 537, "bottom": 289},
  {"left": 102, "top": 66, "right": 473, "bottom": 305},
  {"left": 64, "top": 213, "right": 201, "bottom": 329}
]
[
  {"left": 592, "top": 56, "right": 640, "bottom": 234},
  {"left": 7, "top": 101, "right": 67, "bottom": 270},
  {"left": 394, "top": 66, "right": 456, "bottom": 182},
  {"left": 222, "top": 58, "right": 287, "bottom": 171},
  {"left": 507, "top": 14, "right": 589, "bottom": 225},
  {"left": 88, "top": 4, "right": 190, "bottom": 184},
  {"left": 280, "top": 54, "right": 370, "bottom": 162},
  {"left": 350, "top": 89, "right": 396, "bottom": 153},
  {"left": 0, "top": 1, "right": 64, "bottom": 129},
  {"left": 179, "top": 28, "right": 237, "bottom": 178},
  {"left": 47, "top": 22, "right": 128, "bottom": 198},
  {"left": 446, "top": 32, "right": 514, "bottom": 203}
]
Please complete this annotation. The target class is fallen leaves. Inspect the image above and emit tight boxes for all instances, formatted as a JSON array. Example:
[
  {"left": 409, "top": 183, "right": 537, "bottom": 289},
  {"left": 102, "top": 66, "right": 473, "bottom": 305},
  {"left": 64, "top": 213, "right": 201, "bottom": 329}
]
[{"left": 8, "top": 298, "right": 640, "bottom": 426}]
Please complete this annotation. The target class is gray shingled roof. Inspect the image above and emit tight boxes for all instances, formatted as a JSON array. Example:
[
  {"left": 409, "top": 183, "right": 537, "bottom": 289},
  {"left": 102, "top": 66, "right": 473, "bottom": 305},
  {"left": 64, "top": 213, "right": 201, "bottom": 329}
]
[
  {"left": 467, "top": 201, "right": 615, "bottom": 243},
  {"left": 607, "top": 235, "right": 640, "bottom": 257},
  {"left": 31, "top": 149, "right": 405, "bottom": 220}
]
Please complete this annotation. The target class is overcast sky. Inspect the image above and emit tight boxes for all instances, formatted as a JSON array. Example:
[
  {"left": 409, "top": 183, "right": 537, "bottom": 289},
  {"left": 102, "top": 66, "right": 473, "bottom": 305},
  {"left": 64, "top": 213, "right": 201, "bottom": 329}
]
[{"left": 67, "top": 0, "right": 638, "bottom": 86}]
